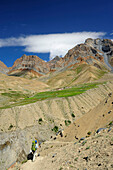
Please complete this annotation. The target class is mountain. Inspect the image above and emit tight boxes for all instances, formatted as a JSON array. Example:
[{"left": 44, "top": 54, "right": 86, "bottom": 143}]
[
  {"left": 7, "top": 38, "right": 113, "bottom": 78},
  {"left": 0, "top": 60, "right": 9, "bottom": 74},
  {"left": 8, "top": 54, "right": 49, "bottom": 77}
]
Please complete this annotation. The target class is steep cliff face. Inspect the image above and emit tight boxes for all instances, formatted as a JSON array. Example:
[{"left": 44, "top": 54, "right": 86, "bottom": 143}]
[
  {"left": 7, "top": 39, "right": 113, "bottom": 77},
  {"left": 8, "top": 54, "right": 50, "bottom": 77},
  {"left": 85, "top": 38, "right": 113, "bottom": 69},
  {"left": 47, "top": 38, "right": 113, "bottom": 71},
  {"left": 0, "top": 60, "right": 9, "bottom": 74}
]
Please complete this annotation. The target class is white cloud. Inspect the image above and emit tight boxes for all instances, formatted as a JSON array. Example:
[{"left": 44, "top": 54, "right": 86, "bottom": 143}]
[{"left": 0, "top": 32, "right": 106, "bottom": 60}]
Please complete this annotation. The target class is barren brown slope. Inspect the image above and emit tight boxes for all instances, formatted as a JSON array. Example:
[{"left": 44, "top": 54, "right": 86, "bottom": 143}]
[
  {"left": 1, "top": 81, "right": 113, "bottom": 133},
  {"left": 0, "top": 72, "right": 49, "bottom": 93},
  {"left": 0, "top": 60, "right": 9, "bottom": 74},
  {"left": 45, "top": 64, "right": 108, "bottom": 89},
  {"left": 1, "top": 81, "right": 113, "bottom": 169},
  {"left": 62, "top": 91, "right": 113, "bottom": 142},
  {"left": 15, "top": 86, "right": 113, "bottom": 170}
]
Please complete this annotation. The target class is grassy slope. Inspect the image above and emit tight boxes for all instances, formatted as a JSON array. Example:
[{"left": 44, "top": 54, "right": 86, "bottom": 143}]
[
  {"left": 0, "top": 64, "right": 108, "bottom": 109},
  {"left": 0, "top": 82, "right": 106, "bottom": 109}
]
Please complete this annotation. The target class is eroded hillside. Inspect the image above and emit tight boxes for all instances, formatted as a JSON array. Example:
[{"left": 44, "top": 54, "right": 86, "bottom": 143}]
[{"left": 0, "top": 81, "right": 113, "bottom": 169}]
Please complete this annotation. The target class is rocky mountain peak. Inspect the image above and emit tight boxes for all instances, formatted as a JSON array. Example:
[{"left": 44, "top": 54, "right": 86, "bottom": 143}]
[
  {"left": 52, "top": 56, "right": 60, "bottom": 61},
  {"left": 0, "top": 38, "right": 112, "bottom": 77}
]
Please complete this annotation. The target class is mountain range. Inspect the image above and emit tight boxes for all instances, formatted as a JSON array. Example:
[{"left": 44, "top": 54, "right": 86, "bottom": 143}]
[{"left": 0, "top": 38, "right": 113, "bottom": 79}]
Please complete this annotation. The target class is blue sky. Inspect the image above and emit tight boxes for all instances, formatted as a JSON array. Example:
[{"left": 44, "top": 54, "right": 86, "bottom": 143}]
[{"left": 0, "top": 0, "right": 113, "bottom": 67}]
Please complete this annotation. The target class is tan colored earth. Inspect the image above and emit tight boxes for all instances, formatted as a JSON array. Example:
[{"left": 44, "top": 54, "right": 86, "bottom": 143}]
[
  {"left": 1, "top": 68, "right": 113, "bottom": 170},
  {"left": 10, "top": 83, "right": 113, "bottom": 170},
  {"left": 14, "top": 127, "right": 113, "bottom": 170}
]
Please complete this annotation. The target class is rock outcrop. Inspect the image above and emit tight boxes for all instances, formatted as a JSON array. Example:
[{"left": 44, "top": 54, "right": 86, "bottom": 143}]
[{"left": 8, "top": 55, "right": 50, "bottom": 77}]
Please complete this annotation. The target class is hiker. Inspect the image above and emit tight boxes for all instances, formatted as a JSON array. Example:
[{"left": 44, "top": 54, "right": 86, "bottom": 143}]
[{"left": 31, "top": 140, "right": 39, "bottom": 162}]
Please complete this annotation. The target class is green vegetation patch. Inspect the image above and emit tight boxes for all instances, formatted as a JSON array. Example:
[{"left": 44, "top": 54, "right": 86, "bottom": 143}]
[
  {"left": 96, "top": 69, "right": 107, "bottom": 79},
  {"left": 38, "top": 118, "right": 43, "bottom": 124},
  {"left": 1, "top": 91, "right": 29, "bottom": 99},
  {"left": 71, "top": 113, "right": 75, "bottom": 118},
  {"left": 52, "top": 126, "right": 58, "bottom": 132},
  {"left": 39, "top": 118, "right": 43, "bottom": 122},
  {"left": 74, "top": 157, "right": 78, "bottom": 161},
  {"left": 87, "top": 131, "right": 91, "bottom": 135},
  {"left": 0, "top": 82, "right": 106, "bottom": 109},
  {"left": 27, "top": 82, "right": 101, "bottom": 100},
  {"left": 8, "top": 124, "right": 13, "bottom": 130},
  {"left": 109, "top": 121, "right": 113, "bottom": 126},
  {"left": 76, "top": 65, "right": 84, "bottom": 74},
  {"left": 86, "top": 146, "right": 90, "bottom": 150},
  {"left": 21, "top": 160, "right": 27, "bottom": 164},
  {"left": 65, "top": 120, "right": 71, "bottom": 126}
]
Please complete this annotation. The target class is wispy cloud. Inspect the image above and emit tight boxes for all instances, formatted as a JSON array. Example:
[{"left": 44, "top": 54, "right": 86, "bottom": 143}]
[{"left": 0, "top": 32, "right": 106, "bottom": 60}]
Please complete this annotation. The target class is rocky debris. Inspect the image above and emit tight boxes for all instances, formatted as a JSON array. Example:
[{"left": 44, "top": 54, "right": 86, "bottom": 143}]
[
  {"left": 79, "top": 137, "right": 85, "bottom": 141},
  {"left": 96, "top": 128, "right": 107, "bottom": 134},
  {"left": 83, "top": 156, "right": 89, "bottom": 162},
  {"left": 56, "top": 129, "right": 64, "bottom": 137},
  {"left": 52, "top": 153, "right": 57, "bottom": 158}
]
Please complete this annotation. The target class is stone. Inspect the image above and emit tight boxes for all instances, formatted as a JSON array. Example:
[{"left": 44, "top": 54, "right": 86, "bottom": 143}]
[
  {"left": 98, "top": 163, "right": 101, "bottom": 166},
  {"left": 96, "top": 128, "right": 107, "bottom": 134},
  {"left": 83, "top": 156, "right": 89, "bottom": 162},
  {"left": 108, "top": 110, "right": 111, "bottom": 114},
  {"left": 80, "top": 137, "right": 85, "bottom": 141},
  {"left": 108, "top": 127, "right": 112, "bottom": 132},
  {"left": 110, "top": 141, "right": 113, "bottom": 145},
  {"left": 111, "top": 164, "right": 113, "bottom": 168}
]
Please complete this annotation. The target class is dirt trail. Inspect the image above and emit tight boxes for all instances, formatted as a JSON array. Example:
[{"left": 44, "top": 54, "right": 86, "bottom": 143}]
[{"left": 19, "top": 128, "right": 113, "bottom": 170}]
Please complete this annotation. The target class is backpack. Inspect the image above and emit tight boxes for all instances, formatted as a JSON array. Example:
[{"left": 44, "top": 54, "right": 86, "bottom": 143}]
[
  {"left": 27, "top": 152, "right": 33, "bottom": 160},
  {"left": 31, "top": 141, "right": 36, "bottom": 151}
]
